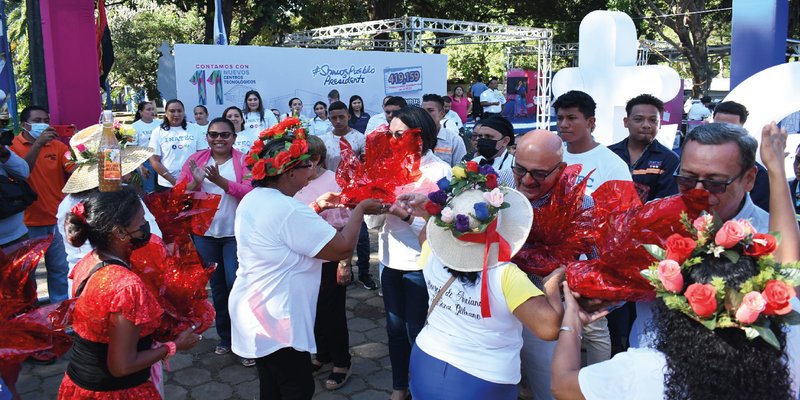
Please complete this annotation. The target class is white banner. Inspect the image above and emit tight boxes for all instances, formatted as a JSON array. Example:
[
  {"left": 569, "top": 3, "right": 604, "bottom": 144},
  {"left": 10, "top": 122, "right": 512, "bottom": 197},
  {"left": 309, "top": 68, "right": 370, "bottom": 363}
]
[{"left": 174, "top": 44, "right": 448, "bottom": 123}]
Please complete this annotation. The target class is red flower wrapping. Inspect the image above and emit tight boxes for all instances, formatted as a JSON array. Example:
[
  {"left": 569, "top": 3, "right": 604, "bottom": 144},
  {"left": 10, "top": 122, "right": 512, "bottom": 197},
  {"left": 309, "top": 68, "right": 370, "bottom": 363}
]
[
  {"left": 512, "top": 165, "right": 595, "bottom": 276},
  {"left": 141, "top": 183, "right": 219, "bottom": 341},
  {"left": 565, "top": 184, "right": 708, "bottom": 301},
  {"left": 0, "top": 237, "right": 51, "bottom": 319},
  {"left": 336, "top": 125, "right": 423, "bottom": 206}
]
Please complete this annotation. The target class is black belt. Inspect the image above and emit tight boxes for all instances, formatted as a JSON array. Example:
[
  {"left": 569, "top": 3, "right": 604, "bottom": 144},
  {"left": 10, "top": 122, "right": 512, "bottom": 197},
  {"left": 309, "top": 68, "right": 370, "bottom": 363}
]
[{"left": 66, "top": 333, "right": 153, "bottom": 391}]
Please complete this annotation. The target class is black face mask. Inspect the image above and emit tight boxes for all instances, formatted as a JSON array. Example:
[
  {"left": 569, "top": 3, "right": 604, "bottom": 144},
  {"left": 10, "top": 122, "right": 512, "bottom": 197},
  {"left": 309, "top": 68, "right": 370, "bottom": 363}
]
[
  {"left": 476, "top": 138, "right": 500, "bottom": 159},
  {"left": 127, "top": 222, "right": 151, "bottom": 249}
]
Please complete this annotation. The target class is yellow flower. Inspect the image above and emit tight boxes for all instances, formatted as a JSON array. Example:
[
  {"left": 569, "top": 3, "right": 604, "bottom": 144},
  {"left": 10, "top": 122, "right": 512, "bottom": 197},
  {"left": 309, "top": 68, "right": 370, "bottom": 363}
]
[{"left": 452, "top": 165, "right": 466, "bottom": 179}]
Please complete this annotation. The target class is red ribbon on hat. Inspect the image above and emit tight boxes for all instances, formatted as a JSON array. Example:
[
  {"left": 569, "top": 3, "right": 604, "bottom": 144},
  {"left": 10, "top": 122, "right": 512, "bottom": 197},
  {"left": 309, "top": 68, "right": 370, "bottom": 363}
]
[{"left": 456, "top": 219, "right": 511, "bottom": 318}]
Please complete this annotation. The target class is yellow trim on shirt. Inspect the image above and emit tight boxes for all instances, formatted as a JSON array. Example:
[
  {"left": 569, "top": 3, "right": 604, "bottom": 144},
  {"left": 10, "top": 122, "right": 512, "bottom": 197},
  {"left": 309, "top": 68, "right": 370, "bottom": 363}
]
[
  {"left": 501, "top": 264, "right": 543, "bottom": 312},
  {"left": 418, "top": 241, "right": 432, "bottom": 269}
]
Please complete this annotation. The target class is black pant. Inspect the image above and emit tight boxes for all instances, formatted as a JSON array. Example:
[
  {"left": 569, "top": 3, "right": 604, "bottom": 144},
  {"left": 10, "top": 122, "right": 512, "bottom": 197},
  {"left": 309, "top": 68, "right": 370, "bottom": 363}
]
[
  {"left": 255, "top": 347, "right": 314, "bottom": 400},
  {"left": 314, "top": 261, "right": 351, "bottom": 368},
  {"left": 472, "top": 96, "right": 483, "bottom": 119},
  {"left": 355, "top": 223, "right": 371, "bottom": 278}
]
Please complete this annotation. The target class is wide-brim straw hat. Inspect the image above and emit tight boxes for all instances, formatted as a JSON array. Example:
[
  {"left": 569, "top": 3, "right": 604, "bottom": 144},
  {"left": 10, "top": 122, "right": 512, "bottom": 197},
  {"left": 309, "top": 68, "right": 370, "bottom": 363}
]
[
  {"left": 426, "top": 187, "right": 533, "bottom": 272},
  {"left": 62, "top": 124, "right": 154, "bottom": 194}
]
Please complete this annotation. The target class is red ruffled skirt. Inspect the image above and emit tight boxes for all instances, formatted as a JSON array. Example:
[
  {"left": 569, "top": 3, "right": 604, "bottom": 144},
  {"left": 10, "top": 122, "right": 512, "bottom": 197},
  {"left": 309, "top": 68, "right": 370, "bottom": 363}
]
[{"left": 57, "top": 373, "right": 161, "bottom": 400}]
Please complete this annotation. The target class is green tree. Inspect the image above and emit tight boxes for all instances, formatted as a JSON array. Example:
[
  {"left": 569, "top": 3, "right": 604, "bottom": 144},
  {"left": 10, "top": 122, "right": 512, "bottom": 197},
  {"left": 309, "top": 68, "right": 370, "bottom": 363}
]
[
  {"left": 7, "top": 0, "right": 31, "bottom": 110},
  {"left": 108, "top": 2, "right": 204, "bottom": 101}
]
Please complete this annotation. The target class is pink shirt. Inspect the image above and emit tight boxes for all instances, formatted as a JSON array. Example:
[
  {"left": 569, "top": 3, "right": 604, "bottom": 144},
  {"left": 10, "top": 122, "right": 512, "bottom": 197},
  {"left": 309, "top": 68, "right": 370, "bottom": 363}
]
[
  {"left": 294, "top": 170, "right": 350, "bottom": 229},
  {"left": 450, "top": 97, "right": 469, "bottom": 124}
]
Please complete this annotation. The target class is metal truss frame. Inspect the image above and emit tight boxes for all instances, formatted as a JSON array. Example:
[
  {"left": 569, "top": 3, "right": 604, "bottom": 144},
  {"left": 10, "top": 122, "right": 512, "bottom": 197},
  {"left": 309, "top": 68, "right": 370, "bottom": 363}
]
[{"left": 282, "top": 16, "right": 554, "bottom": 127}]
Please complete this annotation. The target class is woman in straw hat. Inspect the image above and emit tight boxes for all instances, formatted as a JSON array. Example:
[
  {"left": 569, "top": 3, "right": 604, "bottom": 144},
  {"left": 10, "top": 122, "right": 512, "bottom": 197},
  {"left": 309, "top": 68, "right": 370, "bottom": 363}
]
[
  {"left": 549, "top": 123, "right": 800, "bottom": 400},
  {"left": 56, "top": 124, "right": 162, "bottom": 289},
  {"left": 395, "top": 162, "right": 578, "bottom": 399},
  {"left": 176, "top": 117, "right": 254, "bottom": 366},
  {"left": 58, "top": 187, "right": 201, "bottom": 400},
  {"left": 228, "top": 117, "right": 383, "bottom": 399}
]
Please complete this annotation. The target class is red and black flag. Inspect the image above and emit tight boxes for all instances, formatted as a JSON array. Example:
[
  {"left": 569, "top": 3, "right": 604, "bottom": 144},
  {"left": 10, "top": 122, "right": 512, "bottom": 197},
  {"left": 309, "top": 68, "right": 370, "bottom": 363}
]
[{"left": 96, "top": 0, "right": 114, "bottom": 88}]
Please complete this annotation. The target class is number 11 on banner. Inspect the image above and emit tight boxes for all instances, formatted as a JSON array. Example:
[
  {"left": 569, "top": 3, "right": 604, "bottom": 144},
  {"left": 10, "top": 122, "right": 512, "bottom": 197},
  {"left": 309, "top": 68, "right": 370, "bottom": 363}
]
[{"left": 190, "top": 70, "right": 224, "bottom": 105}]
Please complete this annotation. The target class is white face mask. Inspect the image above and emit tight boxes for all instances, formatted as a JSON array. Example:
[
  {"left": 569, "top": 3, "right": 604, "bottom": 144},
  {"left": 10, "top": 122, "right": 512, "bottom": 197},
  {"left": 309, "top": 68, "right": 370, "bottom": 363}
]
[{"left": 26, "top": 123, "right": 49, "bottom": 139}]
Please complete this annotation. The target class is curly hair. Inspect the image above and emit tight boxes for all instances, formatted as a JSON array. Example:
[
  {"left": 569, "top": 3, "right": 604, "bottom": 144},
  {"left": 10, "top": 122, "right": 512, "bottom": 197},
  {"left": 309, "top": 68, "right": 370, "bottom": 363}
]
[{"left": 652, "top": 253, "right": 794, "bottom": 400}]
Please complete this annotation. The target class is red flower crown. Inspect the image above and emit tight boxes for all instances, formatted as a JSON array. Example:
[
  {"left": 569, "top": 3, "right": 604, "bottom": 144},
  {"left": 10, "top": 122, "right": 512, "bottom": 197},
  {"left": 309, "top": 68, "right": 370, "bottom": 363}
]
[
  {"left": 244, "top": 117, "right": 311, "bottom": 180},
  {"left": 641, "top": 211, "right": 800, "bottom": 349}
]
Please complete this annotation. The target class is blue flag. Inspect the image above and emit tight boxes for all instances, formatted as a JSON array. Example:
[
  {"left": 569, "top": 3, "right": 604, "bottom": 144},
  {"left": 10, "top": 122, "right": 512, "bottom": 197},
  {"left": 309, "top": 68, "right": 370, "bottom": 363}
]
[{"left": 214, "top": 0, "right": 228, "bottom": 45}]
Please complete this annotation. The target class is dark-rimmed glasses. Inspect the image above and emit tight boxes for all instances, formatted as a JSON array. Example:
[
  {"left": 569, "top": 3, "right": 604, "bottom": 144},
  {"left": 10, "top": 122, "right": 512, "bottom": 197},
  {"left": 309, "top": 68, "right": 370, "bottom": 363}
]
[
  {"left": 207, "top": 131, "right": 233, "bottom": 139},
  {"left": 512, "top": 162, "right": 563, "bottom": 181},
  {"left": 673, "top": 171, "right": 744, "bottom": 194}
]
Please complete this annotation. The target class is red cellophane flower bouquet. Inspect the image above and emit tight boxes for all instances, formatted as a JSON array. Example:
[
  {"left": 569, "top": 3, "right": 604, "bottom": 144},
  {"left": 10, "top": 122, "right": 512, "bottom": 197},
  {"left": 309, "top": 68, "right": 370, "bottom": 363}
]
[
  {"left": 512, "top": 165, "right": 595, "bottom": 276},
  {"left": 141, "top": 181, "right": 220, "bottom": 341},
  {"left": 336, "top": 125, "right": 424, "bottom": 206},
  {"left": 0, "top": 237, "right": 72, "bottom": 371},
  {"left": 566, "top": 184, "right": 708, "bottom": 301}
]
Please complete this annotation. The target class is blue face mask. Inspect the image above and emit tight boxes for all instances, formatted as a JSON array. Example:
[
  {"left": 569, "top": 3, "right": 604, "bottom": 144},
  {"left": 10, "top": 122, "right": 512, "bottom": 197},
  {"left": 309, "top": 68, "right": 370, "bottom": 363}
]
[{"left": 26, "top": 123, "right": 49, "bottom": 139}]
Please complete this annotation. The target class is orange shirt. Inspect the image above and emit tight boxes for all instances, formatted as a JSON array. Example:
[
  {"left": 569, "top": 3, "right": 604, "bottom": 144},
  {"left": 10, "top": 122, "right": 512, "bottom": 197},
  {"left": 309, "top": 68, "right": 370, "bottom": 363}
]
[{"left": 10, "top": 134, "right": 71, "bottom": 226}]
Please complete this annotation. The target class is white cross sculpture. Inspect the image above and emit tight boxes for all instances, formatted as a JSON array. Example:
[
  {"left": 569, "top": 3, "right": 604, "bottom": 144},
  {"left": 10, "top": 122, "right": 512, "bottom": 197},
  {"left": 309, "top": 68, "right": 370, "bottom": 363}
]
[{"left": 552, "top": 11, "right": 681, "bottom": 146}]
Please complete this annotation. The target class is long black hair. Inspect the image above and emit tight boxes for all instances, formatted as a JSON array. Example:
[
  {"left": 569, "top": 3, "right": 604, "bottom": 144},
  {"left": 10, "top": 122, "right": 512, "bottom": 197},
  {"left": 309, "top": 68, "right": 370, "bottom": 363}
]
[
  {"left": 65, "top": 188, "right": 142, "bottom": 252},
  {"left": 222, "top": 106, "right": 245, "bottom": 132},
  {"left": 652, "top": 255, "right": 793, "bottom": 400},
  {"left": 160, "top": 99, "right": 187, "bottom": 130},
  {"left": 243, "top": 90, "right": 265, "bottom": 124},
  {"left": 134, "top": 101, "right": 151, "bottom": 122},
  {"left": 391, "top": 106, "right": 438, "bottom": 155},
  {"left": 348, "top": 95, "right": 365, "bottom": 119}
]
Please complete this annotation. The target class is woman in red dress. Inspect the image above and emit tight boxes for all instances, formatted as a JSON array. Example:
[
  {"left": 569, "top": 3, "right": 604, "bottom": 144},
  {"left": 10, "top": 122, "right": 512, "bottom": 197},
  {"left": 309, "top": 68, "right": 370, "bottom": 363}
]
[{"left": 58, "top": 188, "right": 200, "bottom": 399}]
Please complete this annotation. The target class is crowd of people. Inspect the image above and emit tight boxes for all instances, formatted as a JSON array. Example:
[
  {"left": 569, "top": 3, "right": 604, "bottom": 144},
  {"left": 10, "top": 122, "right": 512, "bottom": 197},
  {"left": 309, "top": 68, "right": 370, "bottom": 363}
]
[{"left": 0, "top": 81, "right": 799, "bottom": 400}]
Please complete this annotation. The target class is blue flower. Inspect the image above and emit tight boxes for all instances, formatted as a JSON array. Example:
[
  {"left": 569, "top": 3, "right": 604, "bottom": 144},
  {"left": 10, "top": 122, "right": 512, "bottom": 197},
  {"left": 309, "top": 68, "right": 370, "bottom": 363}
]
[
  {"left": 455, "top": 214, "right": 471, "bottom": 232},
  {"left": 479, "top": 165, "right": 496, "bottom": 176},
  {"left": 437, "top": 177, "right": 451, "bottom": 191},
  {"left": 473, "top": 202, "right": 490, "bottom": 221},
  {"left": 428, "top": 190, "right": 448, "bottom": 205}
]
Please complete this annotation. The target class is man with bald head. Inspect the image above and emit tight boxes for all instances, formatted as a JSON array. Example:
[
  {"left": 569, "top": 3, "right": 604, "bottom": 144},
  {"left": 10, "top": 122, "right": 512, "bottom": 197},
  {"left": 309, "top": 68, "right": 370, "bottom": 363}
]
[{"left": 512, "top": 130, "right": 608, "bottom": 400}]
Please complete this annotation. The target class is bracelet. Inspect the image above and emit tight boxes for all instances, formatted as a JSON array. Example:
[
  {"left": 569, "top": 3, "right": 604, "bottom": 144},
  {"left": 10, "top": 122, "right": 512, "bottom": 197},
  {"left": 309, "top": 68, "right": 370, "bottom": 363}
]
[
  {"left": 163, "top": 341, "right": 177, "bottom": 360},
  {"left": 559, "top": 326, "right": 582, "bottom": 340},
  {"left": 311, "top": 201, "right": 323, "bottom": 214},
  {"left": 401, "top": 213, "right": 412, "bottom": 222}
]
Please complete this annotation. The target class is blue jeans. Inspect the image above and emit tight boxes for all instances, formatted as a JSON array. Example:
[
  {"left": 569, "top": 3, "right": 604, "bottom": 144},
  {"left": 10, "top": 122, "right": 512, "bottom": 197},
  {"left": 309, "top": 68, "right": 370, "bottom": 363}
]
[
  {"left": 26, "top": 225, "right": 69, "bottom": 303},
  {"left": 410, "top": 344, "right": 518, "bottom": 400},
  {"left": 381, "top": 266, "right": 428, "bottom": 390},
  {"left": 355, "top": 222, "right": 371, "bottom": 278},
  {"left": 192, "top": 234, "right": 239, "bottom": 347},
  {"left": 141, "top": 160, "right": 156, "bottom": 194}
]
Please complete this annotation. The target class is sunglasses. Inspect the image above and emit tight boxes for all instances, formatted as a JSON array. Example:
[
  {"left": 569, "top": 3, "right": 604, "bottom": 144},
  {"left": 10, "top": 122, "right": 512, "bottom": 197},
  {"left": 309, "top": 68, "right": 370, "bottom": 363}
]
[
  {"left": 512, "top": 162, "right": 562, "bottom": 181},
  {"left": 207, "top": 131, "right": 233, "bottom": 139},
  {"left": 674, "top": 171, "right": 744, "bottom": 194}
]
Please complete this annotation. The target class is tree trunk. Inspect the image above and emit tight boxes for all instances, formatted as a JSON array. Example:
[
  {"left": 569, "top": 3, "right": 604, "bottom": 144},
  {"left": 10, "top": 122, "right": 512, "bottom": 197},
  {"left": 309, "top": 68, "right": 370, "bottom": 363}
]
[
  {"left": 370, "top": 0, "right": 397, "bottom": 51},
  {"left": 203, "top": 0, "right": 213, "bottom": 44},
  {"left": 26, "top": 0, "right": 47, "bottom": 107}
]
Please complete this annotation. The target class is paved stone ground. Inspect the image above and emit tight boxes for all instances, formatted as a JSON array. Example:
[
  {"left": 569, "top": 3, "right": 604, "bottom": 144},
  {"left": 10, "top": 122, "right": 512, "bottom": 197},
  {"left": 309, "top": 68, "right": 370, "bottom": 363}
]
[{"left": 17, "top": 231, "right": 396, "bottom": 400}]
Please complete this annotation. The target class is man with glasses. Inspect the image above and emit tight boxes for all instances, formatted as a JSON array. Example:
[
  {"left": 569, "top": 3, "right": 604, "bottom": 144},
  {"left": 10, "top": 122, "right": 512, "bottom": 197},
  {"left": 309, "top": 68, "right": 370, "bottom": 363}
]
[
  {"left": 629, "top": 122, "right": 767, "bottom": 349},
  {"left": 511, "top": 130, "right": 597, "bottom": 400},
  {"left": 608, "top": 94, "right": 679, "bottom": 203}
]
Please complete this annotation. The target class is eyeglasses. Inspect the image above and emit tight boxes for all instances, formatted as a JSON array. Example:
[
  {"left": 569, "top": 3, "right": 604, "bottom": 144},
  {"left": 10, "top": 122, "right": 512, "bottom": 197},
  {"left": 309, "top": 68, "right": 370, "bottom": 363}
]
[
  {"left": 512, "top": 162, "right": 563, "bottom": 181},
  {"left": 207, "top": 131, "right": 233, "bottom": 139},
  {"left": 674, "top": 171, "right": 744, "bottom": 194}
]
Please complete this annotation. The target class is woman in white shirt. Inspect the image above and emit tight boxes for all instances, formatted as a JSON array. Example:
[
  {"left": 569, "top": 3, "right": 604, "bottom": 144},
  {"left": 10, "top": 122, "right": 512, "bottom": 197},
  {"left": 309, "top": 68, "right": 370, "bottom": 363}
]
[
  {"left": 147, "top": 99, "right": 198, "bottom": 191},
  {"left": 228, "top": 119, "right": 382, "bottom": 399},
  {"left": 190, "top": 105, "right": 210, "bottom": 137},
  {"left": 376, "top": 106, "right": 452, "bottom": 400},
  {"left": 310, "top": 101, "right": 333, "bottom": 136},
  {"left": 132, "top": 101, "right": 160, "bottom": 193},
  {"left": 222, "top": 106, "right": 258, "bottom": 154},
  {"left": 243, "top": 90, "right": 278, "bottom": 131}
]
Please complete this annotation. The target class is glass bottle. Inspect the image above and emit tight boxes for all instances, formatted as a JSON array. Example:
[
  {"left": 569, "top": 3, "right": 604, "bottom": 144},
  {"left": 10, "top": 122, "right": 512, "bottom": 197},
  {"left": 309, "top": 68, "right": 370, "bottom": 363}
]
[{"left": 98, "top": 110, "right": 122, "bottom": 192}]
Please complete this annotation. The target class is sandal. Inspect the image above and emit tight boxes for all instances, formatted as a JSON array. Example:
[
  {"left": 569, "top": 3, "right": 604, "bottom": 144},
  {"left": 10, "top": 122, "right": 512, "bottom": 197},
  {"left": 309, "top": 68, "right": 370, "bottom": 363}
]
[
  {"left": 324, "top": 369, "right": 351, "bottom": 390},
  {"left": 241, "top": 358, "right": 256, "bottom": 367},
  {"left": 311, "top": 359, "right": 325, "bottom": 374}
]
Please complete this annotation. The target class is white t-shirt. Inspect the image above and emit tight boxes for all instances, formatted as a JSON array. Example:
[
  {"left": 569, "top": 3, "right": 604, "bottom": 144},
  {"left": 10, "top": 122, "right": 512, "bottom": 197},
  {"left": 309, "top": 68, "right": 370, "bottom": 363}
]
[
  {"left": 443, "top": 110, "right": 463, "bottom": 130},
  {"left": 377, "top": 151, "right": 452, "bottom": 270},
  {"left": 480, "top": 89, "right": 506, "bottom": 113},
  {"left": 564, "top": 144, "right": 632, "bottom": 194},
  {"left": 244, "top": 111, "right": 278, "bottom": 131},
  {"left": 310, "top": 117, "right": 333, "bottom": 136},
  {"left": 192, "top": 123, "right": 211, "bottom": 151},
  {"left": 150, "top": 126, "right": 202, "bottom": 187},
  {"left": 578, "top": 347, "right": 666, "bottom": 400},
  {"left": 131, "top": 120, "right": 161, "bottom": 148},
  {"left": 365, "top": 113, "right": 387, "bottom": 135},
  {"left": 229, "top": 188, "right": 336, "bottom": 359},
  {"left": 201, "top": 157, "right": 237, "bottom": 238},
  {"left": 233, "top": 129, "right": 259, "bottom": 154},
  {"left": 148, "top": 126, "right": 201, "bottom": 187},
  {"left": 319, "top": 129, "right": 366, "bottom": 172}
]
